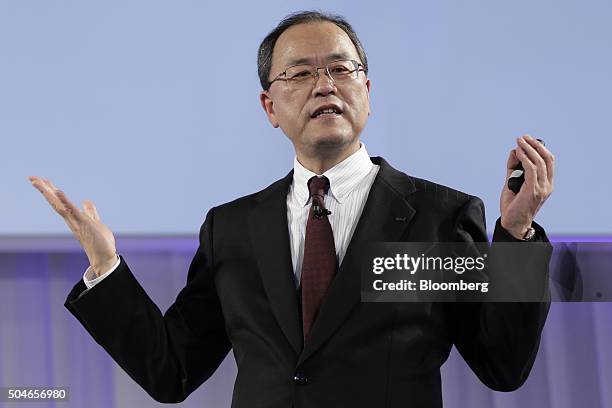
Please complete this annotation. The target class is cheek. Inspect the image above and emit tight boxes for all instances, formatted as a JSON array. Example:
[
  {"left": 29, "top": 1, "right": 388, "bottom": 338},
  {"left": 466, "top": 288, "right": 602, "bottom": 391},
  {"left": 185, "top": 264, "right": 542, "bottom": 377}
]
[
  {"left": 277, "top": 92, "right": 307, "bottom": 124},
  {"left": 346, "top": 91, "right": 370, "bottom": 122}
]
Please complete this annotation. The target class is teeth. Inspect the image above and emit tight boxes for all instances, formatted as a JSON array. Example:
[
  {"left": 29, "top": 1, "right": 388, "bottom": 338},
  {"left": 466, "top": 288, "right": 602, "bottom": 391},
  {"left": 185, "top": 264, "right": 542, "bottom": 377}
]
[{"left": 314, "top": 108, "right": 340, "bottom": 117}]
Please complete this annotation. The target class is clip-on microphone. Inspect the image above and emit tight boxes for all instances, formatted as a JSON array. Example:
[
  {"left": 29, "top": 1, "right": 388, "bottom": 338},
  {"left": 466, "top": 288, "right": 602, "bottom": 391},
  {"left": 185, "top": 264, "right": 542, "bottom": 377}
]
[{"left": 312, "top": 198, "right": 332, "bottom": 219}]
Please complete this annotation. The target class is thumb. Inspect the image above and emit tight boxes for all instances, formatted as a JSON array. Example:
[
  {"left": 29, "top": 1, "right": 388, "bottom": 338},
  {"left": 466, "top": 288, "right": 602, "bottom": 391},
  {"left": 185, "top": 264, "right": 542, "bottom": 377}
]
[
  {"left": 506, "top": 148, "right": 520, "bottom": 179},
  {"left": 82, "top": 200, "right": 100, "bottom": 222}
]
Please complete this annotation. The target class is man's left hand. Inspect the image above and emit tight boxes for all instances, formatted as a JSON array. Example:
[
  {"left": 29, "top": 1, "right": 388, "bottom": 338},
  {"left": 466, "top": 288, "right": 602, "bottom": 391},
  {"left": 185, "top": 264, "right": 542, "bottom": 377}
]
[{"left": 500, "top": 134, "right": 555, "bottom": 239}]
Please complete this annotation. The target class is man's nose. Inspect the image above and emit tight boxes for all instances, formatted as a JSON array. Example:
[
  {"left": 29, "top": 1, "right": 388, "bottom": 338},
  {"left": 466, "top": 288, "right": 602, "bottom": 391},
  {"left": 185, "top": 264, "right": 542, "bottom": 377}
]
[{"left": 312, "top": 67, "right": 336, "bottom": 95}]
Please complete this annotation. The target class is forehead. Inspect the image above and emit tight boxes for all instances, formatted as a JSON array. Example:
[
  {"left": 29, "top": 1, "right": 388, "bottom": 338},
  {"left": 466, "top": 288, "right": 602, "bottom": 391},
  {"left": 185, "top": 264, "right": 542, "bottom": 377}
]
[{"left": 271, "top": 21, "right": 359, "bottom": 70}]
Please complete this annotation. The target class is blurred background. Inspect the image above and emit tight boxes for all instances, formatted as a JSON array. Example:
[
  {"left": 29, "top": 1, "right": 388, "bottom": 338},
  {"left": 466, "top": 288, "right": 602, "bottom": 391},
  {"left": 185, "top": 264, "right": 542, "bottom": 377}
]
[{"left": 1, "top": 1, "right": 611, "bottom": 407}]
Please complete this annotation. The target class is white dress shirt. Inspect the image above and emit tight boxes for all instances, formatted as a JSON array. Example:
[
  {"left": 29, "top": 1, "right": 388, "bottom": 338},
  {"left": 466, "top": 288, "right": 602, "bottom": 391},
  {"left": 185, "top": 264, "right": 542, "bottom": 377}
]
[
  {"left": 287, "top": 144, "right": 379, "bottom": 286},
  {"left": 83, "top": 144, "right": 379, "bottom": 290}
]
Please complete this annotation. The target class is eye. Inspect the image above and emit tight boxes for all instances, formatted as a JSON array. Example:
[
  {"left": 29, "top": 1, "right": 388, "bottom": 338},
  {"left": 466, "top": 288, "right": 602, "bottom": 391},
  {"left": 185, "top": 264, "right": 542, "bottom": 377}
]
[
  {"left": 330, "top": 64, "right": 351, "bottom": 74},
  {"left": 289, "top": 70, "right": 313, "bottom": 79}
]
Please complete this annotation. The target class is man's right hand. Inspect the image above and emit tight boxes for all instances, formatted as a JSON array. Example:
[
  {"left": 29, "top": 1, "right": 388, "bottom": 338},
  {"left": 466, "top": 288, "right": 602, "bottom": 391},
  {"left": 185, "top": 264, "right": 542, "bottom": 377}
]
[{"left": 29, "top": 176, "right": 117, "bottom": 277}]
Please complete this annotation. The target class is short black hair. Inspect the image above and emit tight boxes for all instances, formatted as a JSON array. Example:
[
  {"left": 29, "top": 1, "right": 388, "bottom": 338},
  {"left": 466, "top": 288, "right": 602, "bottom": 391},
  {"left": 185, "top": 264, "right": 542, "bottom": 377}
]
[{"left": 257, "top": 10, "right": 368, "bottom": 90}]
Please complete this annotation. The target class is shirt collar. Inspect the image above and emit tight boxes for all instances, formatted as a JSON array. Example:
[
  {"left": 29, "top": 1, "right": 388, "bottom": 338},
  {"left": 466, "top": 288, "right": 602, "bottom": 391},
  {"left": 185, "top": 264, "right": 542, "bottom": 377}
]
[{"left": 292, "top": 143, "right": 375, "bottom": 206}]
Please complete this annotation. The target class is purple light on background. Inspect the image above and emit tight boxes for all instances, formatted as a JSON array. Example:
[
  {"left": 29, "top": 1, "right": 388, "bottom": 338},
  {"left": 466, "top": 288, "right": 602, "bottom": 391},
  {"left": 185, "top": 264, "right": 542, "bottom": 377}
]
[
  {"left": 550, "top": 236, "right": 612, "bottom": 243},
  {"left": 1, "top": 235, "right": 611, "bottom": 408}
]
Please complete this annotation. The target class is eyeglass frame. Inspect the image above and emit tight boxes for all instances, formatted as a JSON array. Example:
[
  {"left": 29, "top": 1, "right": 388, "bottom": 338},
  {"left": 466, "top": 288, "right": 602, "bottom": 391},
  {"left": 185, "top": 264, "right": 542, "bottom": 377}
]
[{"left": 266, "top": 59, "right": 366, "bottom": 90}]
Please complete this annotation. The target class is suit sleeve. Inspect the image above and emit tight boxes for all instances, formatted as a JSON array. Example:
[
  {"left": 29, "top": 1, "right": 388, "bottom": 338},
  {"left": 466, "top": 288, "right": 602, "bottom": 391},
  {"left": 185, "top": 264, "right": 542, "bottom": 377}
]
[
  {"left": 64, "top": 208, "right": 231, "bottom": 403},
  {"left": 447, "top": 197, "right": 552, "bottom": 391}
]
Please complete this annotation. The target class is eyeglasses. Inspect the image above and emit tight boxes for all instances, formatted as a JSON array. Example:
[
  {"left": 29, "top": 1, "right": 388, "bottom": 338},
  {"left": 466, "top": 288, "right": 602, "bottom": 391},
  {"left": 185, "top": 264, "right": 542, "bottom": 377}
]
[{"left": 267, "top": 59, "right": 365, "bottom": 89}]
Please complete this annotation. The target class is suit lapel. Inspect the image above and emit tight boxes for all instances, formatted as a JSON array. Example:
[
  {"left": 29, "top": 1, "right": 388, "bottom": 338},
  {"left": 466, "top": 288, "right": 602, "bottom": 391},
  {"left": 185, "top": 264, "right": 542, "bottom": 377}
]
[
  {"left": 247, "top": 158, "right": 417, "bottom": 361},
  {"left": 298, "top": 157, "right": 417, "bottom": 365},
  {"left": 248, "top": 171, "right": 303, "bottom": 355}
]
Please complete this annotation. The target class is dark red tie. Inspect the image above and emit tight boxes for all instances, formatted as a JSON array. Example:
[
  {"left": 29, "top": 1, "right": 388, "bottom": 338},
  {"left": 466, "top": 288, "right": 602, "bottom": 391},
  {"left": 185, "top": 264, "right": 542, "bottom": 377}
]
[{"left": 301, "top": 176, "right": 337, "bottom": 343}]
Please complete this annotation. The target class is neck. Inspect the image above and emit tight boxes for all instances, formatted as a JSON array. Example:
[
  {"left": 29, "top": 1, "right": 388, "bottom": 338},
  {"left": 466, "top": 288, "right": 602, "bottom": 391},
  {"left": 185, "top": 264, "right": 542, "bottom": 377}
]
[{"left": 296, "top": 141, "right": 361, "bottom": 174}]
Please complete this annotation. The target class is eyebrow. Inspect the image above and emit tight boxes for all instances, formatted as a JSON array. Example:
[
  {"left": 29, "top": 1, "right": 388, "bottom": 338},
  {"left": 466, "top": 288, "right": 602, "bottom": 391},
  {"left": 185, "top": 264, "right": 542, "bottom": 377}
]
[{"left": 285, "top": 52, "right": 353, "bottom": 67}]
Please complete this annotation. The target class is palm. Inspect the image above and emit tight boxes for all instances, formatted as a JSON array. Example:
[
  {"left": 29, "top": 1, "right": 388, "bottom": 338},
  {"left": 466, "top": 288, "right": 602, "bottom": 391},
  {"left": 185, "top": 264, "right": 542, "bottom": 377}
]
[
  {"left": 29, "top": 176, "right": 117, "bottom": 270},
  {"left": 500, "top": 183, "right": 539, "bottom": 234},
  {"left": 78, "top": 216, "right": 116, "bottom": 265}
]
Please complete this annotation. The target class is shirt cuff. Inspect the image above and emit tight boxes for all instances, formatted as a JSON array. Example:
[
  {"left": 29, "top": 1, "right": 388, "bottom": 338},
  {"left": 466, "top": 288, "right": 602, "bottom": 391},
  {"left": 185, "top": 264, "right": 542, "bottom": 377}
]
[
  {"left": 493, "top": 218, "right": 549, "bottom": 242},
  {"left": 82, "top": 255, "right": 121, "bottom": 289}
]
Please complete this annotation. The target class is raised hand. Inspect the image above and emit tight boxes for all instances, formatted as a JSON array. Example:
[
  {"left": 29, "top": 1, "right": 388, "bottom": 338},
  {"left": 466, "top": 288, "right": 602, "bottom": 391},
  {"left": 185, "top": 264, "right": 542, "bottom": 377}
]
[
  {"left": 29, "top": 177, "right": 117, "bottom": 277},
  {"left": 500, "top": 135, "right": 555, "bottom": 239}
]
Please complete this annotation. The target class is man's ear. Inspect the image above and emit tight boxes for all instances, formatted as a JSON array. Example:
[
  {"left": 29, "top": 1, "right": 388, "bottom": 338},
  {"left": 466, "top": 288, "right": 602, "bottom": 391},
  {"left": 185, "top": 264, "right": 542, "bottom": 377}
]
[
  {"left": 365, "top": 78, "right": 372, "bottom": 116},
  {"left": 260, "top": 90, "right": 280, "bottom": 128}
]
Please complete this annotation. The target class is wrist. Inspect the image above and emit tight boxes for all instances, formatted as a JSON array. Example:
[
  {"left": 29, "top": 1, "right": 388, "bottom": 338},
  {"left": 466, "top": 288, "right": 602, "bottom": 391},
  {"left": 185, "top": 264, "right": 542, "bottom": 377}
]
[
  {"left": 92, "top": 254, "right": 118, "bottom": 278},
  {"left": 501, "top": 220, "right": 532, "bottom": 240}
]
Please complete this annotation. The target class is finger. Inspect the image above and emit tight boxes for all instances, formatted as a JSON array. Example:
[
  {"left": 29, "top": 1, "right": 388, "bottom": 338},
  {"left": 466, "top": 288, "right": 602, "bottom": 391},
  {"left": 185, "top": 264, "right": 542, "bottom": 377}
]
[
  {"left": 35, "top": 178, "right": 59, "bottom": 196},
  {"left": 54, "top": 189, "right": 85, "bottom": 222},
  {"left": 30, "top": 177, "right": 66, "bottom": 212},
  {"left": 44, "top": 178, "right": 61, "bottom": 192},
  {"left": 505, "top": 149, "right": 520, "bottom": 179},
  {"left": 31, "top": 178, "right": 84, "bottom": 223},
  {"left": 29, "top": 176, "right": 47, "bottom": 194},
  {"left": 518, "top": 136, "right": 547, "bottom": 186},
  {"left": 523, "top": 135, "right": 555, "bottom": 185},
  {"left": 83, "top": 200, "right": 100, "bottom": 222},
  {"left": 515, "top": 146, "right": 538, "bottom": 190}
]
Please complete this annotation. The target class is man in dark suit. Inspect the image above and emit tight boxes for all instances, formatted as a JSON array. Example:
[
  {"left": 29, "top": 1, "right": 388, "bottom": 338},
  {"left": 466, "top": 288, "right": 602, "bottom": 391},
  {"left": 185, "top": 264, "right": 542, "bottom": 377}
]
[{"left": 30, "top": 10, "right": 555, "bottom": 408}]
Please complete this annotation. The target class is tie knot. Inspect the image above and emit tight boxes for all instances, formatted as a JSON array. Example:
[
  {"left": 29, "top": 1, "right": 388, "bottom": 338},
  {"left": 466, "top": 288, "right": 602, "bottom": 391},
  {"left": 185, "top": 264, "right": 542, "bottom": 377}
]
[{"left": 308, "top": 176, "right": 330, "bottom": 198}]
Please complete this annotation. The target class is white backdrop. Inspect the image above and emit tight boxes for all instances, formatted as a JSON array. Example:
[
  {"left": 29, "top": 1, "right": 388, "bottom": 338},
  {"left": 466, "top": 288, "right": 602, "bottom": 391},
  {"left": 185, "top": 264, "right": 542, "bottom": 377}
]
[{"left": 2, "top": 0, "right": 611, "bottom": 235}]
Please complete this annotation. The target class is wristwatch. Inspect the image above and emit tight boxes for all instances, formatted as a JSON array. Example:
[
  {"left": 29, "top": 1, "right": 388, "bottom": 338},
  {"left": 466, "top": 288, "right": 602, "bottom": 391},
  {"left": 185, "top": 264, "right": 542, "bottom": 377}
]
[{"left": 522, "top": 226, "right": 536, "bottom": 241}]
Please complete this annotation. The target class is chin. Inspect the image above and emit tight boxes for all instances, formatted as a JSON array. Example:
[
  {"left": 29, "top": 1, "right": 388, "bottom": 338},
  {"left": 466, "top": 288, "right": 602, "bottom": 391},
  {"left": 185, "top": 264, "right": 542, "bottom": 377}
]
[{"left": 308, "top": 131, "right": 355, "bottom": 150}]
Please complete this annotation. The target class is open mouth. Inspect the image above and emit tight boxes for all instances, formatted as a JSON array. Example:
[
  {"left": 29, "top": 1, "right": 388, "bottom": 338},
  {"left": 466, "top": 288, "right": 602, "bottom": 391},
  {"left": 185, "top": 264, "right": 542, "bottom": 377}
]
[{"left": 311, "top": 107, "right": 343, "bottom": 120}]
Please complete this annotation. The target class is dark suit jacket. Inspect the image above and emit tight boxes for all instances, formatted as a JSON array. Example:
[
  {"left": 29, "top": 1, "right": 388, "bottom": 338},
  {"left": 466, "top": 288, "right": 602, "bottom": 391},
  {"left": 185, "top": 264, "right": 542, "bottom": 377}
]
[{"left": 65, "top": 157, "right": 551, "bottom": 408}]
